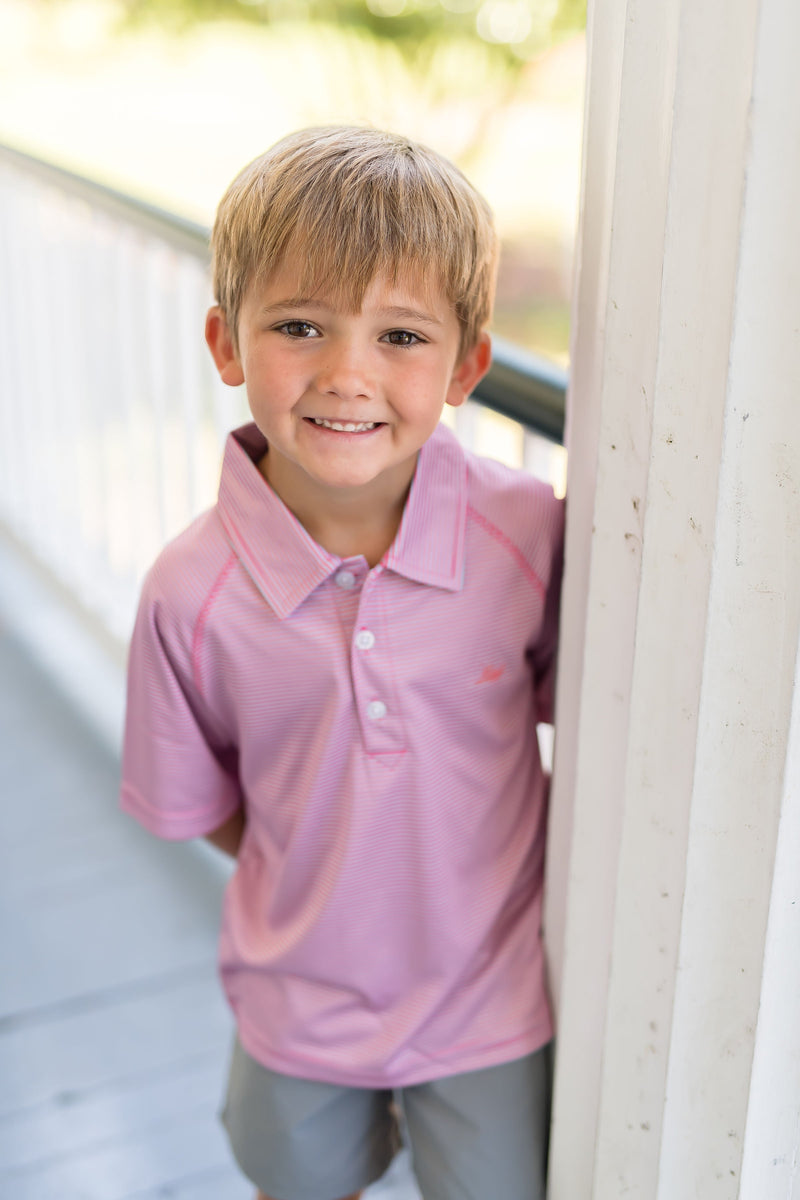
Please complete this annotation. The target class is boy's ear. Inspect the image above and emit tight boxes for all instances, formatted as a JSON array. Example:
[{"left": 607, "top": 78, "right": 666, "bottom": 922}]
[
  {"left": 205, "top": 306, "right": 245, "bottom": 387},
  {"left": 445, "top": 332, "right": 492, "bottom": 409}
]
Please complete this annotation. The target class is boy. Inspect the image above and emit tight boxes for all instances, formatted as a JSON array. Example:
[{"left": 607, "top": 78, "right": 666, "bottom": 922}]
[{"left": 121, "top": 126, "right": 563, "bottom": 1200}]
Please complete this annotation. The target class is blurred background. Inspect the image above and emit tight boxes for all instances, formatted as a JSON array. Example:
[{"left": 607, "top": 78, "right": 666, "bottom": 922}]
[
  {"left": 0, "top": 5, "right": 583, "bottom": 1195},
  {"left": 0, "top": 0, "right": 585, "bottom": 361}
]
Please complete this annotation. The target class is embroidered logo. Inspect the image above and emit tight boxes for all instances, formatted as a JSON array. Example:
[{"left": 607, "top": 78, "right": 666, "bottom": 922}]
[{"left": 476, "top": 665, "right": 505, "bottom": 684}]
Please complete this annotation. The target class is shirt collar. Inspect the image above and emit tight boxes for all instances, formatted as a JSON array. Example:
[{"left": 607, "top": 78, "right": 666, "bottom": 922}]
[
  {"left": 383, "top": 422, "right": 468, "bottom": 591},
  {"left": 217, "top": 422, "right": 468, "bottom": 618}
]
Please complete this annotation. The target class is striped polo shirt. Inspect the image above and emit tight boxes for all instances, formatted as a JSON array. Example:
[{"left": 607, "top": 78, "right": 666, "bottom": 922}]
[{"left": 121, "top": 420, "right": 564, "bottom": 1087}]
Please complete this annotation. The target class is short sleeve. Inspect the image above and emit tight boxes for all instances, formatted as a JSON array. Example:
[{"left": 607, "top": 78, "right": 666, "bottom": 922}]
[
  {"left": 120, "top": 567, "right": 242, "bottom": 840},
  {"left": 529, "top": 494, "right": 565, "bottom": 726}
]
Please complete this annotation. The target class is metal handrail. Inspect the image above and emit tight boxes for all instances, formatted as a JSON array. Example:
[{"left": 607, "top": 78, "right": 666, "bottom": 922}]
[
  {"left": 475, "top": 336, "right": 566, "bottom": 444},
  {"left": 0, "top": 140, "right": 566, "bottom": 443},
  {"left": 0, "top": 141, "right": 209, "bottom": 257}
]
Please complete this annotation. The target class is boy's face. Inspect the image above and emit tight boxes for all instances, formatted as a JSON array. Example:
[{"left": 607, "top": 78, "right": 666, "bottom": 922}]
[{"left": 205, "top": 257, "right": 490, "bottom": 511}]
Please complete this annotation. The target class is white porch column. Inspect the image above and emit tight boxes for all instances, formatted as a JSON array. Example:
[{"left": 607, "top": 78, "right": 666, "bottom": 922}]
[{"left": 544, "top": 0, "right": 800, "bottom": 1195}]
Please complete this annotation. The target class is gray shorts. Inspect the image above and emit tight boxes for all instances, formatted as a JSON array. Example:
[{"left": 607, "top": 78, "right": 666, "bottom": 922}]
[{"left": 221, "top": 1037, "right": 552, "bottom": 1200}]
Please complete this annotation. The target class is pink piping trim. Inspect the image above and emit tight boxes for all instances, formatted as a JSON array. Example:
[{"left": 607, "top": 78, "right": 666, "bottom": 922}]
[
  {"left": 192, "top": 551, "right": 239, "bottom": 696},
  {"left": 226, "top": 511, "right": 333, "bottom": 614},
  {"left": 466, "top": 504, "right": 546, "bottom": 599}
]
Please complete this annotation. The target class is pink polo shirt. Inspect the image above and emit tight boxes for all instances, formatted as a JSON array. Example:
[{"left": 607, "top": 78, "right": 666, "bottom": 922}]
[{"left": 121, "top": 421, "right": 564, "bottom": 1087}]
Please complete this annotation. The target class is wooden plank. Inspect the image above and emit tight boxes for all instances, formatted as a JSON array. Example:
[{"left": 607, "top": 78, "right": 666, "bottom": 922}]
[
  {"left": 0, "top": 1102, "right": 241, "bottom": 1199},
  {"left": 0, "top": 1050, "right": 225, "bottom": 1172},
  {"left": 1, "top": 833, "right": 224, "bottom": 1018},
  {"left": 120, "top": 1164, "right": 252, "bottom": 1200},
  {"left": 0, "top": 972, "right": 232, "bottom": 1116}
]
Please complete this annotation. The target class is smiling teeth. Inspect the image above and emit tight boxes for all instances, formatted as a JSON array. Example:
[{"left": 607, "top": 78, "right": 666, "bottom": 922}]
[{"left": 312, "top": 418, "right": 377, "bottom": 432}]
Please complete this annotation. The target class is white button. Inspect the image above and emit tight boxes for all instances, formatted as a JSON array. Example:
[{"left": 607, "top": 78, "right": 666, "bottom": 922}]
[
  {"left": 335, "top": 570, "right": 356, "bottom": 590},
  {"left": 355, "top": 629, "right": 375, "bottom": 650},
  {"left": 366, "top": 699, "right": 387, "bottom": 721}
]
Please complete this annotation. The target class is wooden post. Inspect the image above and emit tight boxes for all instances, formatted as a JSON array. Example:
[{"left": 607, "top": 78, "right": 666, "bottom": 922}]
[{"left": 545, "top": 0, "right": 800, "bottom": 1195}]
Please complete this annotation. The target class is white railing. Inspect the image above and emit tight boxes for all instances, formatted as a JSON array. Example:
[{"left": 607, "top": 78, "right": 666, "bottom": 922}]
[{"left": 0, "top": 143, "right": 566, "bottom": 647}]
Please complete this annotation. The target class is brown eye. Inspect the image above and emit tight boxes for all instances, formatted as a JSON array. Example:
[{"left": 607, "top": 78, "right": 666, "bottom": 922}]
[
  {"left": 385, "top": 330, "right": 420, "bottom": 347},
  {"left": 278, "top": 321, "right": 318, "bottom": 338}
]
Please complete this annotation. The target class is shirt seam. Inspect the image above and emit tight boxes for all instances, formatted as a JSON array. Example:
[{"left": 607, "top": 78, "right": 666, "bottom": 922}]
[
  {"left": 234, "top": 1014, "right": 552, "bottom": 1088},
  {"left": 120, "top": 782, "right": 240, "bottom": 838},
  {"left": 191, "top": 550, "right": 239, "bottom": 697},
  {"left": 220, "top": 505, "right": 336, "bottom": 618},
  {"left": 466, "top": 504, "right": 546, "bottom": 599}
]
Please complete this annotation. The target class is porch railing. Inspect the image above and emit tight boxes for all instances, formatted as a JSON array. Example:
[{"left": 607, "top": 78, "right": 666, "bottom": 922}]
[{"left": 0, "top": 141, "right": 566, "bottom": 646}]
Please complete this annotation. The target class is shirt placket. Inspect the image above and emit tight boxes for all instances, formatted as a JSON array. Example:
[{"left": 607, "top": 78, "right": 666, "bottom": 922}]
[{"left": 338, "top": 563, "right": 406, "bottom": 756}]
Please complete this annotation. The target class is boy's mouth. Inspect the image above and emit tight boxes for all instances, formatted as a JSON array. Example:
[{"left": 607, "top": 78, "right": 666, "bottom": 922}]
[{"left": 307, "top": 418, "right": 383, "bottom": 433}]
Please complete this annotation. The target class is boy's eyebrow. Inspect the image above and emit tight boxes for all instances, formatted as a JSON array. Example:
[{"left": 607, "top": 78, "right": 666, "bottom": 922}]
[
  {"left": 259, "top": 300, "right": 444, "bottom": 327},
  {"left": 259, "top": 297, "right": 327, "bottom": 314},
  {"left": 378, "top": 306, "right": 444, "bottom": 327}
]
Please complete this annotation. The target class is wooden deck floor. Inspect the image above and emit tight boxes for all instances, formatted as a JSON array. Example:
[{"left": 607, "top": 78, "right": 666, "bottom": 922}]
[{"left": 0, "top": 626, "right": 420, "bottom": 1199}]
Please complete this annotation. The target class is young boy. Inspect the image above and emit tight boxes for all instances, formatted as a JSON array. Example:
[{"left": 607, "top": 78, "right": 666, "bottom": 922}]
[{"left": 121, "top": 126, "right": 563, "bottom": 1200}]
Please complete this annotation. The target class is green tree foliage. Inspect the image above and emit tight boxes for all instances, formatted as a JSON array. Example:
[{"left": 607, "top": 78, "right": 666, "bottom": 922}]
[{"left": 106, "top": 0, "right": 585, "bottom": 63}]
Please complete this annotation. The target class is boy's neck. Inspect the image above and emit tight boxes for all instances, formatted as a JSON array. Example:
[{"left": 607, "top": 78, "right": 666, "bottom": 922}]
[{"left": 258, "top": 450, "right": 416, "bottom": 568}]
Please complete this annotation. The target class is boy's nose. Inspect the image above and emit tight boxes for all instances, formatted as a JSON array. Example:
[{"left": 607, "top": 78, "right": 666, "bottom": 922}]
[{"left": 314, "top": 342, "right": 373, "bottom": 401}]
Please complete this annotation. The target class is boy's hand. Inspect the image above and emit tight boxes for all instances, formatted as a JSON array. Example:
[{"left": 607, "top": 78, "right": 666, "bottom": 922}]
[{"left": 205, "top": 807, "right": 246, "bottom": 858}]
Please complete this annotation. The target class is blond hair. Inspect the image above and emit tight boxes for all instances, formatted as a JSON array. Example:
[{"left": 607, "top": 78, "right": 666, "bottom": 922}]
[{"left": 210, "top": 126, "right": 498, "bottom": 357}]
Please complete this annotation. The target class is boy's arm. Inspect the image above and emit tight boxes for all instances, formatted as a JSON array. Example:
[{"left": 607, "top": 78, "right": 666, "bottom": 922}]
[
  {"left": 204, "top": 806, "right": 246, "bottom": 858},
  {"left": 121, "top": 564, "right": 244, "bottom": 842}
]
